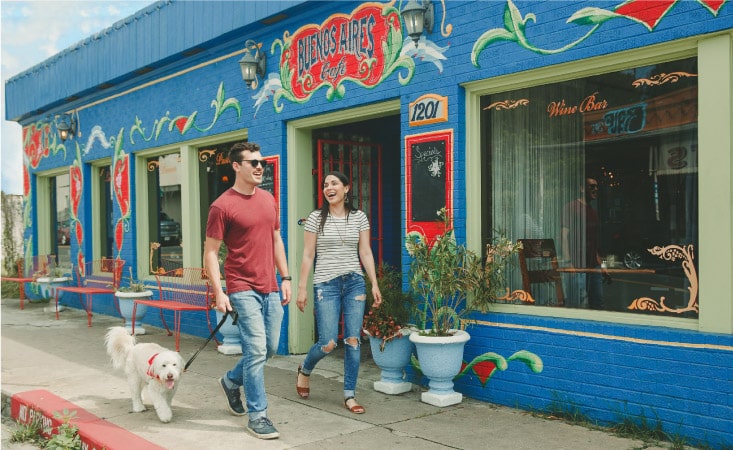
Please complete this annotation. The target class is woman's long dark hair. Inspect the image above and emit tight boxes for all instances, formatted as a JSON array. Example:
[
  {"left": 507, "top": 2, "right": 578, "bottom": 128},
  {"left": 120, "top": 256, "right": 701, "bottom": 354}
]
[{"left": 318, "top": 170, "right": 357, "bottom": 233}]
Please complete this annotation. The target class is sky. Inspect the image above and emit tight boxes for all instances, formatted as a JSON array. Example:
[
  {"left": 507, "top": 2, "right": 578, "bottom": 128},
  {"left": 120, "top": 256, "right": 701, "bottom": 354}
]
[{"left": 1, "top": 0, "right": 152, "bottom": 195}]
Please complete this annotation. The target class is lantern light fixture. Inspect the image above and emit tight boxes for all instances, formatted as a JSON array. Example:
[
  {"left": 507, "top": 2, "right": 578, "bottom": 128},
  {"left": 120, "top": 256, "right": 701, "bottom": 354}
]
[
  {"left": 401, "top": 0, "right": 434, "bottom": 47},
  {"left": 239, "top": 40, "right": 266, "bottom": 89},
  {"left": 56, "top": 113, "right": 77, "bottom": 142}
]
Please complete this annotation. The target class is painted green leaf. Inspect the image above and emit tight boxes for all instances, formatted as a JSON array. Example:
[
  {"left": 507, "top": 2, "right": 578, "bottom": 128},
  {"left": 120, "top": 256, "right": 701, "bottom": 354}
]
[
  {"left": 507, "top": 350, "right": 544, "bottom": 373},
  {"left": 471, "top": 29, "right": 516, "bottom": 68},
  {"left": 568, "top": 7, "right": 621, "bottom": 26}
]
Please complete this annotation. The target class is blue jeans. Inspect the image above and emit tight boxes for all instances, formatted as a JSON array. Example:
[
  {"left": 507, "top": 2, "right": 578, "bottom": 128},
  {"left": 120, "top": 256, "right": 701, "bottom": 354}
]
[
  {"left": 225, "top": 290, "right": 283, "bottom": 420},
  {"left": 301, "top": 272, "right": 366, "bottom": 398}
]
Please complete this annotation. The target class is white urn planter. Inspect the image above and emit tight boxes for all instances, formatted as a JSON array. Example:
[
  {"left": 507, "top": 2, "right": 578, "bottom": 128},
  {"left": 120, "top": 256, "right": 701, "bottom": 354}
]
[
  {"left": 409, "top": 329, "right": 470, "bottom": 407},
  {"left": 115, "top": 290, "right": 153, "bottom": 335},
  {"left": 368, "top": 328, "right": 415, "bottom": 395},
  {"left": 37, "top": 277, "right": 71, "bottom": 312},
  {"left": 215, "top": 309, "right": 242, "bottom": 355}
]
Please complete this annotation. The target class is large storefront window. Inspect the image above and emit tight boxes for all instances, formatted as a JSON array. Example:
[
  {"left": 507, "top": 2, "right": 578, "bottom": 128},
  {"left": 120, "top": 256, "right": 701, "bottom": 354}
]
[
  {"left": 147, "top": 152, "right": 183, "bottom": 272},
  {"left": 197, "top": 141, "right": 237, "bottom": 246},
  {"left": 53, "top": 173, "right": 71, "bottom": 269},
  {"left": 481, "top": 57, "right": 698, "bottom": 317}
]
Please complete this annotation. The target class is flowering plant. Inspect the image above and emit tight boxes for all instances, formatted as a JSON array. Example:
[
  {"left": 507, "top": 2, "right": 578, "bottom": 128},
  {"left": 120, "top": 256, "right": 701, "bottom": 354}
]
[
  {"left": 406, "top": 208, "right": 522, "bottom": 337},
  {"left": 363, "top": 264, "right": 415, "bottom": 351}
]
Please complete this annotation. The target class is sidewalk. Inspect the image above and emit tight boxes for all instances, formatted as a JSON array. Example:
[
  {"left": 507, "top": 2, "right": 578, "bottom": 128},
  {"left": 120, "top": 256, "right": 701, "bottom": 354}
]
[{"left": 1, "top": 299, "right": 666, "bottom": 450}]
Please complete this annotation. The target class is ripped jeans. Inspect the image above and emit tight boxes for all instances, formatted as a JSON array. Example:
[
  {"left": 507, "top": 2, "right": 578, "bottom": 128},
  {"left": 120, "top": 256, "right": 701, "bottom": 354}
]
[{"left": 301, "top": 272, "right": 366, "bottom": 398}]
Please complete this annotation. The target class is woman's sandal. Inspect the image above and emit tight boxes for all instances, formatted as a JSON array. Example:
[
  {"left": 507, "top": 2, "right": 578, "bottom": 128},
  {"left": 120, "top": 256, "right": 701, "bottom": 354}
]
[
  {"left": 344, "top": 397, "right": 365, "bottom": 414},
  {"left": 296, "top": 365, "right": 310, "bottom": 399}
]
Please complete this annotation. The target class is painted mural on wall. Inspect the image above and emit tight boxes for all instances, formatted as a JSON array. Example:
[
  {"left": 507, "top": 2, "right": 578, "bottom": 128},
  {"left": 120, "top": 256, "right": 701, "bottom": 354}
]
[{"left": 471, "top": 0, "right": 728, "bottom": 64}]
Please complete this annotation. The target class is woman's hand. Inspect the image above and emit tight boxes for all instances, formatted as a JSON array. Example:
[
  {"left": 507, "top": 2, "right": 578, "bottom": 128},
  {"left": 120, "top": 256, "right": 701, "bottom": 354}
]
[
  {"left": 371, "top": 285, "right": 382, "bottom": 308},
  {"left": 296, "top": 289, "right": 308, "bottom": 312}
]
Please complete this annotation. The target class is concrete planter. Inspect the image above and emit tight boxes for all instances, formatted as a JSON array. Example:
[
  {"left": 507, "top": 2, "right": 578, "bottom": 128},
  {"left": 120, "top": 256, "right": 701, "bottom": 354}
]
[
  {"left": 115, "top": 290, "right": 153, "bottom": 335},
  {"left": 410, "top": 329, "right": 470, "bottom": 407},
  {"left": 368, "top": 328, "right": 415, "bottom": 395}
]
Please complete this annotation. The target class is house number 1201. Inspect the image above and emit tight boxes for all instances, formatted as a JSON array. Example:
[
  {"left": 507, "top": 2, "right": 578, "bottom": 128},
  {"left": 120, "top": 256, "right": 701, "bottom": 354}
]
[{"left": 409, "top": 94, "right": 448, "bottom": 126}]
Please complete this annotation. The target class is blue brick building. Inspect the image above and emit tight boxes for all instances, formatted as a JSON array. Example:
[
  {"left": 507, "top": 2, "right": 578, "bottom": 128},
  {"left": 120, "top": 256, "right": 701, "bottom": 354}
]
[{"left": 5, "top": 1, "right": 732, "bottom": 447}]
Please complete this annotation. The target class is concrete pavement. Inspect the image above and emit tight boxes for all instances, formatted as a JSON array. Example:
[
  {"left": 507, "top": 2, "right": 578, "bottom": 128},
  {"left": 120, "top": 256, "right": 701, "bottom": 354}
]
[{"left": 1, "top": 298, "right": 668, "bottom": 449}]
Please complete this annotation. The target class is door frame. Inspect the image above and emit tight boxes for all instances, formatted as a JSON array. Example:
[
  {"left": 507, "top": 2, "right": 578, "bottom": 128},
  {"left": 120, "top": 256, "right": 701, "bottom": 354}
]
[{"left": 286, "top": 100, "right": 400, "bottom": 354}]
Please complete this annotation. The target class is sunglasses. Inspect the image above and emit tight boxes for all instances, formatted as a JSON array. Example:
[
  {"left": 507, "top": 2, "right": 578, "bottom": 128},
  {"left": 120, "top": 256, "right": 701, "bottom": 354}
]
[
  {"left": 237, "top": 159, "right": 267, "bottom": 168},
  {"left": 586, "top": 184, "right": 599, "bottom": 190}
]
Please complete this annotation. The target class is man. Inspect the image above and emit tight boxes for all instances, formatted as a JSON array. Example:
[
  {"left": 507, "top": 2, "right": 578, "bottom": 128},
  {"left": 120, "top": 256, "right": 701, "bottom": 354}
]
[
  {"left": 561, "top": 177, "right": 608, "bottom": 309},
  {"left": 204, "top": 142, "right": 292, "bottom": 440}
]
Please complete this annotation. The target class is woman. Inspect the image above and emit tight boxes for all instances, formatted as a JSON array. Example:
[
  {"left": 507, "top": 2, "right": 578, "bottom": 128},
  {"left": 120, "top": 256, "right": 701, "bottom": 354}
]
[{"left": 295, "top": 171, "right": 382, "bottom": 414}]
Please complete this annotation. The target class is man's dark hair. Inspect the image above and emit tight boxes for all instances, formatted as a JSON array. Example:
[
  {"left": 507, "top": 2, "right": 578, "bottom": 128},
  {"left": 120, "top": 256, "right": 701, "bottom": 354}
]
[{"left": 229, "top": 142, "right": 260, "bottom": 163}]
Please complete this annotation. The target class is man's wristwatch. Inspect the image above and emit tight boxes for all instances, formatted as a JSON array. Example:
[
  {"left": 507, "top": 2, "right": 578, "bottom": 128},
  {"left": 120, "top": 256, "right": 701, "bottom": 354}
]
[{"left": 281, "top": 276, "right": 292, "bottom": 281}]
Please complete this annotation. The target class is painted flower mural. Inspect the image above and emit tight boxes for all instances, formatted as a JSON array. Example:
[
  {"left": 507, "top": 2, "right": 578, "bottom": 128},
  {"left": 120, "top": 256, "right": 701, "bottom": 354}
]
[{"left": 472, "top": 0, "right": 728, "bottom": 65}]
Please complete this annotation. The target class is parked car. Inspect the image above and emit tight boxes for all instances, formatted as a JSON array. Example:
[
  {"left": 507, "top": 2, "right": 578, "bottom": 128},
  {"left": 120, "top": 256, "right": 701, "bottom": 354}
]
[{"left": 160, "top": 212, "right": 181, "bottom": 245}]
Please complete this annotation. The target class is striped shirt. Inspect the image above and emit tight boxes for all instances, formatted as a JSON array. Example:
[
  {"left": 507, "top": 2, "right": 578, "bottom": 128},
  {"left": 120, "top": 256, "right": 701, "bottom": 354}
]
[{"left": 304, "top": 209, "right": 370, "bottom": 284}]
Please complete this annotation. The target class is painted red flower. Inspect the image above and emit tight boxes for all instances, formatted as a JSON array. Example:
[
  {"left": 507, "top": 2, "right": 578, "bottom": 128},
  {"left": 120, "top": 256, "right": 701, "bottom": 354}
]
[
  {"left": 115, "top": 220, "right": 124, "bottom": 253},
  {"left": 113, "top": 155, "right": 130, "bottom": 217},
  {"left": 471, "top": 361, "right": 497, "bottom": 386},
  {"left": 70, "top": 166, "right": 82, "bottom": 218},
  {"left": 615, "top": 0, "right": 726, "bottom": 30},
  {"left": 75, "top": 221, "right": 83, "bottom": 246},
  {"left": 23, "top": 166, "right": 30, "bottom": 197},
  {"left": 24, "top": 124, "right": 49, "bottom": 168},
  {"left": 174, "top": 117, "right": 188, "bottom": 133}
]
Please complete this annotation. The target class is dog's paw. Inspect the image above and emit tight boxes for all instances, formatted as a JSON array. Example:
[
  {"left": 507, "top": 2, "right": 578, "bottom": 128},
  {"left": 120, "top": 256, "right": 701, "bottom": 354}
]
[
  {"left": 156, "top": 409, "right": 173, "bottom": 423},
  {"left": 132, "top": 405, "right": 147, "bottom": 413}
]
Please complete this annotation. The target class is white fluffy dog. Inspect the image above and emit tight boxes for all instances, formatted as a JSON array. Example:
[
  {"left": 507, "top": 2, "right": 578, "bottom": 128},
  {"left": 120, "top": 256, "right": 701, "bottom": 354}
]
[{"left": 105, "top": 327, "right": 183, "bottom": 423}]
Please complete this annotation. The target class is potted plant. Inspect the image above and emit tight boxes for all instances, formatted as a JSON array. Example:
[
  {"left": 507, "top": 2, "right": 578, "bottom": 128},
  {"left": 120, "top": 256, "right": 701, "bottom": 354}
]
[
  {"left": 363, "top": 264, "right": 416, "bottom": 394},
  {"left": 115, "top": 268, "right": 153, "bottom": 335},
  {"left": 405, "top": 208, "right": 521, "bottom": 406}
]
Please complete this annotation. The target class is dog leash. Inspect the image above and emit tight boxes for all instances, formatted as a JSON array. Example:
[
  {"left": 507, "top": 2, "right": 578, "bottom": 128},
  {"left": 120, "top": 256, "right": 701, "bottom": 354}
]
[{"left": 184, "top": 308, "right": 239, "bottom": 371}]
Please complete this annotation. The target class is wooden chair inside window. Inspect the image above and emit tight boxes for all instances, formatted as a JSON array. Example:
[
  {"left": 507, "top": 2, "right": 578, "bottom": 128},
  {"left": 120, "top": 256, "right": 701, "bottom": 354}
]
[
  {"left": 1, "top": 254, "right": 55, "bottom": 309},
  {"left": 517, "top": 239, "right": 564, "bottom": 306},
  {"left": 132, "top": 268, "right": 218, "bottom": 352},
  {"left": 55, "top": 258, "right": 125, "bottom": 326}
]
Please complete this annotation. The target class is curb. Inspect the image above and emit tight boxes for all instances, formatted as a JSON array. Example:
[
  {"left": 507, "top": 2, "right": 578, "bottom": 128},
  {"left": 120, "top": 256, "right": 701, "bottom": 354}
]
[{"left": 3, "top": 389, "right": 164, "bottom": 450}]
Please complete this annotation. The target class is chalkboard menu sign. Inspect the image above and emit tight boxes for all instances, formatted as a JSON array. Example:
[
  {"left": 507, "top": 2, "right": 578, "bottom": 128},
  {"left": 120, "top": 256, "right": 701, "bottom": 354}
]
[
  {"left": 405, "top": 130, "right": 453, "bottom": 241},
  {"left": 261, "top": 156, "right": 280, "bottom": 213},
  {"left": 409, "top": 139, "right": 446, "bottom": 221}
]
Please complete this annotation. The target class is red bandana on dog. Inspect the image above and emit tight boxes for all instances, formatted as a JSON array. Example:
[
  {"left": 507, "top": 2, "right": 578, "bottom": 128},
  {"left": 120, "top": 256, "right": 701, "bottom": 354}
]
[{"left": 147, "top": 353, "right": 160, "bottom": 379}]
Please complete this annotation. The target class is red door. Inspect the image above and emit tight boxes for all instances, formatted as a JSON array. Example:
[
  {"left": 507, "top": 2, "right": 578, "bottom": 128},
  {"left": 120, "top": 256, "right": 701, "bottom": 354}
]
[{"left": 316, "top": 139, "right": 383, "bottom": 266}]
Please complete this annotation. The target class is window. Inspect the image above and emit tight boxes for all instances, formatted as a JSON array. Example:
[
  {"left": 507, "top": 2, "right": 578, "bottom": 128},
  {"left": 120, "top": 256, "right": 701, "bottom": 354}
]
[
  {"left": 197, "top": 141, "right": 237, "bottom": 246},
  {"left": 53, "top": 173, "right": 71, "bottom": 270},
  {"left": 95, "top": 165, "right": 114, "bottom": 258},
  {"left": 146, "top": 152, "right": 183, "bottom": 272},
  {"left": 480, "top": 57, "right": 698, "bottom": 317}
]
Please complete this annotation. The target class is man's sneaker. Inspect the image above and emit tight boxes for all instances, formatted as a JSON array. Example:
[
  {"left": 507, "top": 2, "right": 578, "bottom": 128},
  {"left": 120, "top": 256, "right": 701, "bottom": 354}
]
[
  {"left": 218, "top": 377, "right": 246, "bottom": 416},
  {"left": 247, "top": 417, "right": 280, "bottom": 440}
]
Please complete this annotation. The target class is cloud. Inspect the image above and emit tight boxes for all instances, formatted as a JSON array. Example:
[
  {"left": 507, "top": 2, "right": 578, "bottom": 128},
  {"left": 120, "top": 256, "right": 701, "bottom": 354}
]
[{"left": 1, "top": 1, "right": 148, "bottom": 195}]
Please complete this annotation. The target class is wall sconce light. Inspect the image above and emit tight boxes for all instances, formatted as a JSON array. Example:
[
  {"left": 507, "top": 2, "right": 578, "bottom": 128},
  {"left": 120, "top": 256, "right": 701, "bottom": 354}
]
[
  {"left": 239, "top": 40, "right": 266, "bottom": 89},
  {"left": 401, "top": 0, "right": 434, "bottom": 47},
  {"left": 55, "top": 113, "right": 77, "bottom": 142}
]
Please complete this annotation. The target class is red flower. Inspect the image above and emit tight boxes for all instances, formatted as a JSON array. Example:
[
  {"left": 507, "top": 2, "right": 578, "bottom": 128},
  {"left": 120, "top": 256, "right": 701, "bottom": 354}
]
[
  {"left": 75, "top": 221, "right": 83, "bottom": 246},
  {"left": 472, "top": 361, "right": 497, "bottom": 386},
  {"left": 174, "top": 117, "right": 188, "bottom": 133},
  {"left": 615, "top": 0, "right": 725, "bottom": 30},
  {"left": 23, "top": 166, "right": 30, "bottom": 197},
  {"left": 115, "top": 220, "right": 124, "bottom": 253},
  {"left": 113, "top": 155, "right": 130, "bottom": 217},
  {"left": 70, "top": 166, "right": 82, "bottom": 218}
]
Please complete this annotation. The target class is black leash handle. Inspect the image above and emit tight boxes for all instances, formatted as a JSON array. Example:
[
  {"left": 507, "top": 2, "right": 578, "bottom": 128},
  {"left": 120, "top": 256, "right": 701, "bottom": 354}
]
[{"left": 184, "top": 308, "right": 239, "bottom": 371}]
